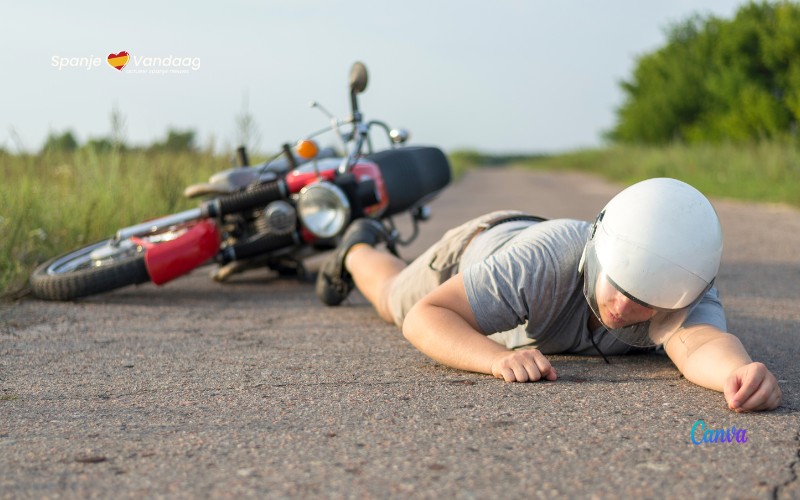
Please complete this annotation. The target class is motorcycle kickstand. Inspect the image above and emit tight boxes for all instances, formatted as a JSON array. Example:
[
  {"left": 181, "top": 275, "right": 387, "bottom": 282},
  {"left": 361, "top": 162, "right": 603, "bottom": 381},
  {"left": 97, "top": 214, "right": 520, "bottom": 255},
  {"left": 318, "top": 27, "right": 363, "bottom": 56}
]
[
  {"left": 272, "top": 258, "right": 311, "bottom": 282},
  {"left": 211, "top": 261, "right": 250, "bottom": 282}
]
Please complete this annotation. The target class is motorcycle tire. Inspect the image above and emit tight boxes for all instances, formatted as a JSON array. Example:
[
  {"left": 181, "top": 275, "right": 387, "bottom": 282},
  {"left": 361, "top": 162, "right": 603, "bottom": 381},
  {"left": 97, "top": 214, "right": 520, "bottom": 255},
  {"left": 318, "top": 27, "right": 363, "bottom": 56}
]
[{"left": 30, "top": 239, "right": 151, "bottom": 301}]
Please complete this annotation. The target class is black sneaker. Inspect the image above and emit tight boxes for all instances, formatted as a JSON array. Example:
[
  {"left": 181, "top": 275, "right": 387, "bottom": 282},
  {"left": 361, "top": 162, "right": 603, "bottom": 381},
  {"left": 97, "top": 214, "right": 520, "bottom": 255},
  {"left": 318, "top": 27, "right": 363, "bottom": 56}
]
[{"left": 315, "top": 218, "right": 391, "bottom": 306}]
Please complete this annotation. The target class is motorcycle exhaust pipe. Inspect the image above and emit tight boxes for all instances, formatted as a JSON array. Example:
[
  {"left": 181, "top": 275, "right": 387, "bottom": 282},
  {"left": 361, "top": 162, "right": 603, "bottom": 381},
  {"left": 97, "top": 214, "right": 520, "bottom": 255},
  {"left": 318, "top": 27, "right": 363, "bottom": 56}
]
[{"left": 222, "top": 232, "right": 298, "bottom": 263}]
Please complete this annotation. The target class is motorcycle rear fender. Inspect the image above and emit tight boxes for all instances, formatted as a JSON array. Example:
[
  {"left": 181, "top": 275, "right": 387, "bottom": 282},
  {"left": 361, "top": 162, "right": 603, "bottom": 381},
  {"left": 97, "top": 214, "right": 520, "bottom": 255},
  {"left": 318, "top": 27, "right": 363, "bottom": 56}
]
[
  {"left": 144, "top": 219, "right": 221, "bottom": 285},
  {"left": 351, "top": 160, "right": 389, "bottom": 217}
]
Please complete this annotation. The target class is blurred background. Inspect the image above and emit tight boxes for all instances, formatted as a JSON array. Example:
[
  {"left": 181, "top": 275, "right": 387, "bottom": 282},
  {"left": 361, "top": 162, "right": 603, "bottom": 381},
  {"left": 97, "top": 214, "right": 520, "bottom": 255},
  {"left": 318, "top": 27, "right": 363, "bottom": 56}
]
[{"left": 2, "top": 0, "right": 746, "bottom": 154}]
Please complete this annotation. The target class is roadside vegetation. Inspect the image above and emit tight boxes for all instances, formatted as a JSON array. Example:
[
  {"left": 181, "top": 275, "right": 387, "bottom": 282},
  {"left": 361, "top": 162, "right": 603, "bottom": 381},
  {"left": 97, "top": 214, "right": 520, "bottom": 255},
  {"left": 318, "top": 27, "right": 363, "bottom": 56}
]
[
  {"left": 450, "top": 141, "right": 800, "bottom": 208},
  {"left": 0, "top": 146, "right": 225, "bottom": 297}
]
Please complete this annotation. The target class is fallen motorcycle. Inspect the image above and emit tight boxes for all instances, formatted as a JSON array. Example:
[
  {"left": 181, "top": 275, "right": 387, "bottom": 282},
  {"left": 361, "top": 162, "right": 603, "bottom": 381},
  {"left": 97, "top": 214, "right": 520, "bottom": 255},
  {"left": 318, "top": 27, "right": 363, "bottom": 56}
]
[{"left": 30, "top": 62, "right": 451, "bottom": 300}]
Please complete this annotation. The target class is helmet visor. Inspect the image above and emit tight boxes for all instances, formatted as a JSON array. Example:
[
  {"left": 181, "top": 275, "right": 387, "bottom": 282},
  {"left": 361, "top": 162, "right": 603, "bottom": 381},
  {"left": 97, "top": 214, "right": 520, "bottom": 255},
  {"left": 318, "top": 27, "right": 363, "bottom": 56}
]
[{"left": 581, "top": 240, "right": 712, "bottom": 347}]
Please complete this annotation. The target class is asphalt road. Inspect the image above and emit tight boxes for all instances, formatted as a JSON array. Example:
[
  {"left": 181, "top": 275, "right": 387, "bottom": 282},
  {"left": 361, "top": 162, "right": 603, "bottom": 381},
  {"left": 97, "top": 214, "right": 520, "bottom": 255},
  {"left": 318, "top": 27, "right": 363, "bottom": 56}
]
[{"left": 1, "top": 168, "right": 799, "bottom": 499}]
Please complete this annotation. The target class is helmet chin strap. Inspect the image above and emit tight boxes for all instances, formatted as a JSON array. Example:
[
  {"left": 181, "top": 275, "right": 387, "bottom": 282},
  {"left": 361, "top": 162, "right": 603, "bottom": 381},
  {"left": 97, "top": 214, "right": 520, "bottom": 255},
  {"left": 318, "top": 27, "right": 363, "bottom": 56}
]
[
  {"left": 583, "top": 262, "right": 610, "bottom": 364},
  {"left": 587, "top": 311, "right": 602, "bottom": 331},
  {"left": 589, "top": 322, "right": 611, "bottom": 364}
]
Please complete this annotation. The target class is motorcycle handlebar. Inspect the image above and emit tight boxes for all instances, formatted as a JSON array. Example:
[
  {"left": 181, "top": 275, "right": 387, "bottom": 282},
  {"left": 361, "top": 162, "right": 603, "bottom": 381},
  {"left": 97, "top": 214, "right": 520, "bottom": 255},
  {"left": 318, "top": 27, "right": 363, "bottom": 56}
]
[{"left": 203, "top": 180, "right": 287, "bottom": 218}]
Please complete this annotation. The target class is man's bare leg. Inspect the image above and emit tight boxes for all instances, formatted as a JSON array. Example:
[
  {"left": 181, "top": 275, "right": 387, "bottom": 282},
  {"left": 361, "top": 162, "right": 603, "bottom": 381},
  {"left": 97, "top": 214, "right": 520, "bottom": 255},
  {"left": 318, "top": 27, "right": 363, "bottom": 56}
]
[{"left": 345, "top": 243, "right": 407, "bottom": 323}]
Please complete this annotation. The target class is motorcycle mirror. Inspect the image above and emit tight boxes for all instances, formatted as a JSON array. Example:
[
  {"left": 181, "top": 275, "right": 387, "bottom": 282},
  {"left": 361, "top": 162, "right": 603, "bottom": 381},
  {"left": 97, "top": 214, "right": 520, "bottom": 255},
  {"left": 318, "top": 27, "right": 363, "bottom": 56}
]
[
  {"left": 349, "top": 62, "right": 368, "bottom": 94},
  {"left": 389, "top": 129, "right": 410, "bottom": 145}
]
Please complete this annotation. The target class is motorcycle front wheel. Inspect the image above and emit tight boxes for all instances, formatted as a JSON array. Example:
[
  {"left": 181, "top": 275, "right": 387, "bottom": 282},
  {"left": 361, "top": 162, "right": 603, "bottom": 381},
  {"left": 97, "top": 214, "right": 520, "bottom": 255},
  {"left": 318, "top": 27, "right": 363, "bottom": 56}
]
[{"left": 30, "top": 238, "right": 151, "bottom": 301}]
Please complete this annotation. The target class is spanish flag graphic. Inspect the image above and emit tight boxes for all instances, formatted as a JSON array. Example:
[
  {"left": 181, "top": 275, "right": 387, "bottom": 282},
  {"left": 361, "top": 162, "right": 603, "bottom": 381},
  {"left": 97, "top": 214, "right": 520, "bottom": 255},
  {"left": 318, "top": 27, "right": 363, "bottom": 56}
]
[{"left": 107, "top": 51, "right": 130, "bottom": 71}]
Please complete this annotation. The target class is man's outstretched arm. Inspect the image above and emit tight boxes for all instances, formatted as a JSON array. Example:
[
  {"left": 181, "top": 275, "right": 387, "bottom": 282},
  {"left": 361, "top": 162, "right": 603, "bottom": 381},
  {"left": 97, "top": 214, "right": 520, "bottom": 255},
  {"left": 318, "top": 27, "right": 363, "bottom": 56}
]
[
  {"left": 402, "top": 273, "right": 557, "bottom": 383},
  {"left": 663, "top": 325, "right": 782, "bottom": 411}
]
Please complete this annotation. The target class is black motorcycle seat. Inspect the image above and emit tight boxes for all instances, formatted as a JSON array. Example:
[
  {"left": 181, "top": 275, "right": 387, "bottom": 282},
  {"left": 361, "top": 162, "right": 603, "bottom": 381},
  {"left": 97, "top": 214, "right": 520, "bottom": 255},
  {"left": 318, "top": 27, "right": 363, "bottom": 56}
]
[{"left": 366, "top": 146, "right": 452, "bottom": 216}]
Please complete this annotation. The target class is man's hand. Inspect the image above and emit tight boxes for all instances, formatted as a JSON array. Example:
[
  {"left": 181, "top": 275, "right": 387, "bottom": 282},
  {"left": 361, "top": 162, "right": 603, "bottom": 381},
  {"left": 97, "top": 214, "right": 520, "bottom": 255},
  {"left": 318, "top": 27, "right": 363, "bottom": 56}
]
[
  {"left": 724, "top": 362, "right": 782, "bottom": 412},
  {"left": 491, "top": 349, "right": 557, "bottom": 383},
  {"left": 665, "top": 326, "right": 782, "bottom": 412}
]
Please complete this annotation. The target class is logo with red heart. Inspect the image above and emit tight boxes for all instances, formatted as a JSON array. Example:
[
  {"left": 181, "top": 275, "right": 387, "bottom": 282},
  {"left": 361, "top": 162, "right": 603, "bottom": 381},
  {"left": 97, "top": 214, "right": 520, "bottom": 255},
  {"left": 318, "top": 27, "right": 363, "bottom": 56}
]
[{"left": 107, "top": 51, "right": 130, "bottom": 71}]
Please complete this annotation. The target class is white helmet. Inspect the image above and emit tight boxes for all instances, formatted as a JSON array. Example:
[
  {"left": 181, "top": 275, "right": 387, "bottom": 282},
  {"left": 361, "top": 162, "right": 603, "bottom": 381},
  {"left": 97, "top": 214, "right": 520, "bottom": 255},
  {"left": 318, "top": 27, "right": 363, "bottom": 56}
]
[{"left": 580, "top": 178, "right": 723, "bottom": 346}]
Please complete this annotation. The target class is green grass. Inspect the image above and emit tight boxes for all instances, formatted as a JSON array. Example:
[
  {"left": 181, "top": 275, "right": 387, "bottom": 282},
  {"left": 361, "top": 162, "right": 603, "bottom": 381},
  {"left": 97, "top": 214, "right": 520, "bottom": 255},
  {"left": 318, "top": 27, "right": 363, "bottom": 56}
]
[
  {"left": 0, "top": 149, "right": 226, "bottom": 297},
  {"left": 2, "top": 142, "right": 798, "bottom": 297},
  {"left": 514, "top": 142, "right": 800, "bottom": 208}
]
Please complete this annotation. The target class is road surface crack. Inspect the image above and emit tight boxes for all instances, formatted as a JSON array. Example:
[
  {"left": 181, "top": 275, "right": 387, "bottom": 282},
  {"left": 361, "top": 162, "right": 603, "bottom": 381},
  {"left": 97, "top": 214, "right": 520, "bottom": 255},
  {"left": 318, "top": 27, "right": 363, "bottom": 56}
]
[{"left": 772, "top": 425, "right": 800, "bottom": 499}]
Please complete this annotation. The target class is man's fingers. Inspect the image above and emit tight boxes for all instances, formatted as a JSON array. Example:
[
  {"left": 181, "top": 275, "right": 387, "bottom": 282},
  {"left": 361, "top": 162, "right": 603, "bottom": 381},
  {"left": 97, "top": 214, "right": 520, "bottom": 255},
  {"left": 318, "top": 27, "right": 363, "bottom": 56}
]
[
  {"left": 726, "top": 363, "right": 783, "bottom": 412},
  {"left": 513, "top": 351, "right": 546, "bottom": 382},
  {"left": 737, "top": 369, "right": 781, "bottom": 412},
  {"left": 723, "top": 373, "right": 741, "bottom": 407},
  {"left": 731, "top": 363, "right": 766, "bottom": 408},
  {"left": 491, "top": 350, "right": 556, "bottom": 383},
  {"left": 767, "top": 386, "right": 783, "bottom": 410},
  {"left": 496, "top": 367, "right": 516, "bottom": 382},
  {"left": 530, "top": 350, "right": 556, "bottom": 381},
  {"left": 520, "top": 357, "right": 542, "bottom": 382},
  {"left": 736, "top": 382, "right": 773, "bottom": 412},
  {"left": 511, "top": 364, "right": 530, "bottom": 383}
]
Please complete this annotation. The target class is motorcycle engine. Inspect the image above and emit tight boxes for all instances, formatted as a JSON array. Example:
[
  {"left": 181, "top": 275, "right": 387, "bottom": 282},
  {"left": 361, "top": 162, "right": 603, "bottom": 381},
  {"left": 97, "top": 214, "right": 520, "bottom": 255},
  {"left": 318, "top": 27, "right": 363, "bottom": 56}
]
[{"left": 254, "top": 200, "right": 297, "bottom": 235}]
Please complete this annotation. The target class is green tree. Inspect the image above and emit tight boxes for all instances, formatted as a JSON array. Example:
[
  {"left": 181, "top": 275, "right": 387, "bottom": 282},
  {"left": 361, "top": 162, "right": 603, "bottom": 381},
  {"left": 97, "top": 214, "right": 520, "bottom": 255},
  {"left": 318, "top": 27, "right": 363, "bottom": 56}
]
[
  {"left": 149, "top": 129, "right": 197, "bottom": 152},
  {"left": 85, "top": 137, "right": 114, "bottom": 153},
  {"left": 41, "top": 130, "right": 79, "bottom": 153},
  {"left": 610, "top": 1, "right": 800, "bottom": 144}
]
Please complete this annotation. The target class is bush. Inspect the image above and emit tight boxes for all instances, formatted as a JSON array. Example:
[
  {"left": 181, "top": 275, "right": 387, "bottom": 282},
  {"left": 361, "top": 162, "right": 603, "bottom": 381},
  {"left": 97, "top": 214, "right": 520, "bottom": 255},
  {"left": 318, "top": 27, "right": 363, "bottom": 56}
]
[
  {"left": 610, "top": 1, "right": 800, "bottom": 144},
  {"left": 41, "top": 130, "right": 79, "bottom": 153}
]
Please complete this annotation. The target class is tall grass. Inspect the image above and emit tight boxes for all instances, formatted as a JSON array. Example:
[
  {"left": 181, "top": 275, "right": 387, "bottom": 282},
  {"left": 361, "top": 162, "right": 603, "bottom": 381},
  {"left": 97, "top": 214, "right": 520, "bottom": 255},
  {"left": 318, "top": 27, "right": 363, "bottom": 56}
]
[
  {"left": 0, "top": 149, "right": 226, "bottom": 296},
  {"left": 514, "top": 142, "right": 800, "bottom": 208}
]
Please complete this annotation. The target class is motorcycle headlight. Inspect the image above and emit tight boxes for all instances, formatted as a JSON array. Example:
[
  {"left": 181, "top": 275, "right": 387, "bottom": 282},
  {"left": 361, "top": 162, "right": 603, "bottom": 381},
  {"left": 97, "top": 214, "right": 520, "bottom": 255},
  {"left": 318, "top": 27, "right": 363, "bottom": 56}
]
[{"left": 296, "top": 181, "right": 351, "bottom": 238}]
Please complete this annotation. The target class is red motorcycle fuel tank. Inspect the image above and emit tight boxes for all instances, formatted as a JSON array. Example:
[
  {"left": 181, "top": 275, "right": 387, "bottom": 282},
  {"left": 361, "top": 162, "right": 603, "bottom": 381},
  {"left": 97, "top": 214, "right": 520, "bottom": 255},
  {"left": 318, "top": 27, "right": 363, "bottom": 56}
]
[{"left": 142, "top": 219, "right": 221, "bottom": 285}]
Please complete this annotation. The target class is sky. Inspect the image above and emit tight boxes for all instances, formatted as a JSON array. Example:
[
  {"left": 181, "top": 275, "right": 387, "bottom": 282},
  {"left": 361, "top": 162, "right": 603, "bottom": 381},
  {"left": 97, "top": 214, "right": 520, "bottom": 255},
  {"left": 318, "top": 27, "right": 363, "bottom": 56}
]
[{"left": 1, "top": 0, "right": 746, "bottom": 155}]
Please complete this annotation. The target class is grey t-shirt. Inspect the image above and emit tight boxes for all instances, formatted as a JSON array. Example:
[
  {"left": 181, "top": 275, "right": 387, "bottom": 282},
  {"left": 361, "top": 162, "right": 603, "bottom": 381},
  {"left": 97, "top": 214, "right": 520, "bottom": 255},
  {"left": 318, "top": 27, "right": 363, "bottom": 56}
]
[{"left": 460, "top": 219, "right": 726, "bottom": 355}]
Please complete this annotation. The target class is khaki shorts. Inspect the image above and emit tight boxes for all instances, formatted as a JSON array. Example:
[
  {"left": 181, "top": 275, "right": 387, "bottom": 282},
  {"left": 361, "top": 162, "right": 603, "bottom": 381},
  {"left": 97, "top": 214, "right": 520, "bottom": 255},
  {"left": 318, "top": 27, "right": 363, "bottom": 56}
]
[{"left": 388, "top": 210, "right": 528, "bottom": 327}]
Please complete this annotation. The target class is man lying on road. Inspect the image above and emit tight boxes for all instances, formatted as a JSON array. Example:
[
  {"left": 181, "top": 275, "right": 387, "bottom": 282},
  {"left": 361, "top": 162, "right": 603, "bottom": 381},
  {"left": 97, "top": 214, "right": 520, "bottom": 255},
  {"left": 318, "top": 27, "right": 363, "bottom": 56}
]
[{"left": 316, "top": 177, "right": 782, "bottom": 412}]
